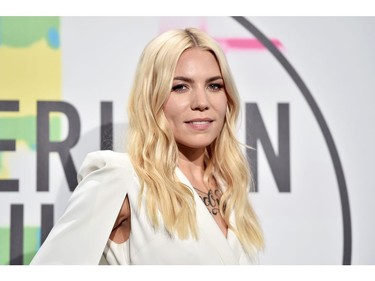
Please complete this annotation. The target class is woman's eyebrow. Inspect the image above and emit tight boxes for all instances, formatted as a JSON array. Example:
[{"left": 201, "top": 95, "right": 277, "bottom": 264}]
[
  {"left": 206, "top": 76, "right": 223, "bottom": 83},
  {"left": 173, "top": 76, "right": 223, "bottom": 83},
  {"left": 173, "top": 76, "right": 193, "bottom": 83}
]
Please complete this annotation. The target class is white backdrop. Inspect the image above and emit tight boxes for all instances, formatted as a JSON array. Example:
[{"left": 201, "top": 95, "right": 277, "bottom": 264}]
[{"left": 1, "top": 16, "right": 374, "bottom": 265}]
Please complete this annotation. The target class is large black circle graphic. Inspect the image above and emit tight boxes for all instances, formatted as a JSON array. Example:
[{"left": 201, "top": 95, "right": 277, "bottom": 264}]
[{"left": 231, "top": 16, "right": 352, "bottom": 265}]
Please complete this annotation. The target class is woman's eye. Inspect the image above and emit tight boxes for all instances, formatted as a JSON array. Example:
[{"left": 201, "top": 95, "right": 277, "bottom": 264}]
[
  {"left": 172, "top": 84, "right": 188, "bottom": 93},
  {"left": 208, "top": 83, "right": 224, "bottom": 91}
]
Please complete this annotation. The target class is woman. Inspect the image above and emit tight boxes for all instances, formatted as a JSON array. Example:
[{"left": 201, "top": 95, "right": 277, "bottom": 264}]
[{"left": 30, "top": 27, "right": 264, "bottom": 265}]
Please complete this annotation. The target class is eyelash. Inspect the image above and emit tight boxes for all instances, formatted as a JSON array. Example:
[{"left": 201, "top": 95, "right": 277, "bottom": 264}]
[
  {"left": 171, "top": 83, "right": 224, "bottom": 93},
  {"left": 208, "top": 83, "right": 224, "bottom": 91},
  {"left": 171, "top": 84, "right": 187, "bottom": 92}
]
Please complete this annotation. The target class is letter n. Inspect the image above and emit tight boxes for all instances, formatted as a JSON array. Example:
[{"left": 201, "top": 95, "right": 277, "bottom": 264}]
[{"left": 246, "top": 103, "right": 290, "bottom": 192}]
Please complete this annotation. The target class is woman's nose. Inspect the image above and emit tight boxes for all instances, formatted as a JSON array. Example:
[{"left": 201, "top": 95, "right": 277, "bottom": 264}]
[{"left": 191, "top": 87, "right": 209, "bottom": 111}]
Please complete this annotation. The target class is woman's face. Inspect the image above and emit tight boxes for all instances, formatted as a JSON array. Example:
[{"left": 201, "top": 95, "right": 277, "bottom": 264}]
[{"left": 163, "top": 48, "right": 228, "bottom": 152}]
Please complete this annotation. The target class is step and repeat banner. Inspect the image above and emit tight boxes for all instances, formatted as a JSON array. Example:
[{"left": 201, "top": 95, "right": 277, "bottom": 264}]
[{"left": 0, "top": 16, "right": 374, "bottom": 265}]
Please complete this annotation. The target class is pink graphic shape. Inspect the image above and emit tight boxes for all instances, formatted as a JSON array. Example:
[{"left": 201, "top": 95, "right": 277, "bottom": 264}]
[
  {"left": 215, "top": 38, "right": 283, "bottom": 52},
  {"left": 157, "top": 21, "right": 284, "bottom": 53}
]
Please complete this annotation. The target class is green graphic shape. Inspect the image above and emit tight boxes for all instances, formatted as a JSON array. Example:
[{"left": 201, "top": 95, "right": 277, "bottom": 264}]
[
  {"left": 24, "top": 226, "right": 39, "bottom": 265},
  {"left": 0, "top": 227, "right": 10, "bottom": 265},
  {"left": 0, "top": 226, "right": 40, "bottom": 265},
  {"left": 0, "top": 115, "right": 61, "bottom": 171},
  {"left": 0, "top": 16, "right": 59, "bottom": 49}
]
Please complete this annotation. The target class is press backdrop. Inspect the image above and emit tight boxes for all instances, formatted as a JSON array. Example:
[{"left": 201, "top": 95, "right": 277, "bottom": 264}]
[{"left": 0, "top": 16, "right": 374, "bottom": 265}]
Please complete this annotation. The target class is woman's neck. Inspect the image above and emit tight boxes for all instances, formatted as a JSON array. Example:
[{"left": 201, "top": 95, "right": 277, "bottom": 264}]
[{"left": 177, "top": 147, "right": 206, "bottom": 189}]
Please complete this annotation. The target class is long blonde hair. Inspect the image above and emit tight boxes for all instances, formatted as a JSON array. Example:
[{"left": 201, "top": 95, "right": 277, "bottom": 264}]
[{"left": 127, "top": 28, "right": 264, "bottom": 256}]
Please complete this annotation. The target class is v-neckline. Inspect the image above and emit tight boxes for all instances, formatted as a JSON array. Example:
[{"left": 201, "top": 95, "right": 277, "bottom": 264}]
[
  {"left": 175, "top": 166, "right": 245, "bottom": 264},
  {"left": 175, "top": 167, "right": 229, "bottom": 239}
]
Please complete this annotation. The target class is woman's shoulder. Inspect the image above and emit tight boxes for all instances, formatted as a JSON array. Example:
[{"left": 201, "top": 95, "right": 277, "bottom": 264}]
[
  {"left": 77, "top": 150, "right": 134, "bottom": 182},
  {"left": 84, "top": 150, "right": 131, "bottom": 166}
]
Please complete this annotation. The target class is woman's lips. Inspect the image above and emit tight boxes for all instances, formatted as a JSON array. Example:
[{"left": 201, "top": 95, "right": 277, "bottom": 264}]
[{"left": 185, "top": 119, "right": 213, "bottom": 130}]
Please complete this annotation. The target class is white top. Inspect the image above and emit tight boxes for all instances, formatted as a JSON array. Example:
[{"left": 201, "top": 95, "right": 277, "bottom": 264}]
[{"left": 30, "top": 150, "right": 256, "bottom": 265}]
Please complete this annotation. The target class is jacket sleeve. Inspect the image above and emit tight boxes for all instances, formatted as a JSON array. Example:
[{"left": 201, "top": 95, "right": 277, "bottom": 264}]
[{"left": 30, "top": 151, "right": 132, "bottom": 265}]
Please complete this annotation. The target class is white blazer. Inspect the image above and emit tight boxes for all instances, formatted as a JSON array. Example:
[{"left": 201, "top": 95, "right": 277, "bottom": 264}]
[{"left": 30, "top": 150, "right": 256, "bottom": 265}]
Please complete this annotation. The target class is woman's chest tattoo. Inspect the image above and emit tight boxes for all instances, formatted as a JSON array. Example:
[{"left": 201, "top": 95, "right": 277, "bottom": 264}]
[{"left": 195, "top": 188, "right": 222, "bottom": 216}]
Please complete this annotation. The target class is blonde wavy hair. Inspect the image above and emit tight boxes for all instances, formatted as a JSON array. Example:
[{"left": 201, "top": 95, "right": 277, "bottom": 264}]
[{"left": 127, "top": 27, "right": 264, "bottom": 256}]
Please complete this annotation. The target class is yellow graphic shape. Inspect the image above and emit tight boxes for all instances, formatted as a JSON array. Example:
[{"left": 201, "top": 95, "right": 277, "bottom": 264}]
[
  {"left": 0, "top": 38, "right": 61, "bottom": 179},
  {"left": 0, "top": 39, "right": 61, "bottom": 116}
]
